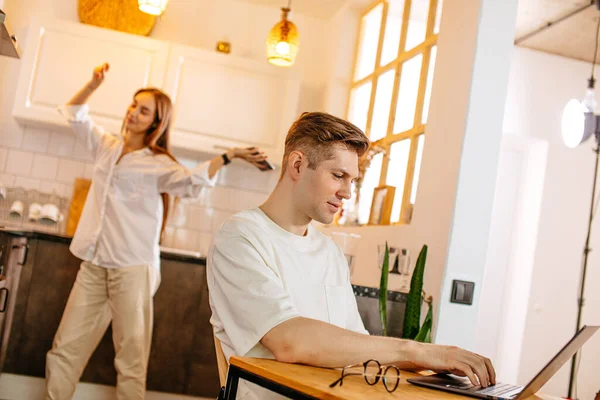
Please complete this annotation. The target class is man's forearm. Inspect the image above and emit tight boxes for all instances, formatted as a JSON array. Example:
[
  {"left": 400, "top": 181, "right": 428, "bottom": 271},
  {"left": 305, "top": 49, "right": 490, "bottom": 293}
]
[{"left": 261, "top": 316, "right": 422, "bottom": 369}]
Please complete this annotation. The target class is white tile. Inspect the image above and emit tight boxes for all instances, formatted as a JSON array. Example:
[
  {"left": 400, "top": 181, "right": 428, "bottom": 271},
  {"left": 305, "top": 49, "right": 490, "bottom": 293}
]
[
  {"left": 167, "top": 200, "right": 189, "bottom": 228},
  {"left": 40, "top": 181, "right": 66, "bottom": 196},
  {"left": 0, "top": 147, "right": 7, "bottom": 171},
  {"left": 173, "top": 228, "right": 200, "bottom": 252},
  {"left": 203, "top": 186, "right": 238, "bottom": 211},
  {"left": 83, "top": 163, "right": 95, "bottom": 179},
  {"left": 186, "top": 206, "right": 214, "bottom": 232},
  {"left": 178, "top": 157, "right": 198, "bottom": 170},
  {"left": 14, "top": 176, "right": 41, "bottom": 190},
  {"left": 205, "top": 186, "right": 267, "bottom": 213},
  {"left": 161, "top": 226, "right": 175, "bottom": 248},
  {"left": 191, "top": 187, "right": 211, "bottom": 206},
  {"left": 31, "top": 154, "right": 59, "bottom": 180},
  {"left": 72, "top": 139, "right": 94, "bottom": 162},
  {"left": 5, "top": 150, "right": 34, "bottom": 176},
  {"left": 0, "top": 119, "right": 24, "bottom": 149},
  {"left": 21, "top": 126, "right": 50, "bottom": 153},
  {"left": 0, "top": 173, "right": 15, "bottom": 187},
  {"left": 47, "top": 131, "right": 75, "bottom": 157},
  {"left": 56, "top": 159, "right": 85, "bottom": 184},
  {"left": 267, "top": 168, "right": 281, "bottom": 190},
  {"left": 197, "top": 232, "right": 214, "bottom": 256},
  {"left": 0, "top": 373, "right": 210, "bottom": 400},
  {"left": 211, "top": 210, "right": 233, "bottom": 233},
  {"left": 231, "top": 189, "right": 268, "bottom": 211},
  {"left": 0, "top": 374, "right": 45, "bottom": 400},
  {"left": 63, "top": 184, "right": 74, "bottom": 199},
  {"left": 218, "top": 162, "right": 276, "bottom": 193}
]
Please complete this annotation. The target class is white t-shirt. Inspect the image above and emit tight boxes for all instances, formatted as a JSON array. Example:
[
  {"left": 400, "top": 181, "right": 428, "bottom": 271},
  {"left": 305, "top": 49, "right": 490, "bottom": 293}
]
[{"left": 207, "top": 208, "right": 368, "bottom": 399}]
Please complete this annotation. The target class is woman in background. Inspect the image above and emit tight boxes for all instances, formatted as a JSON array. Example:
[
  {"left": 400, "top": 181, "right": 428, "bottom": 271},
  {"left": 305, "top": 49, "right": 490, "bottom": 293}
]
[{"left": 45, "top": 63, "right": 269, "bottom": 400}]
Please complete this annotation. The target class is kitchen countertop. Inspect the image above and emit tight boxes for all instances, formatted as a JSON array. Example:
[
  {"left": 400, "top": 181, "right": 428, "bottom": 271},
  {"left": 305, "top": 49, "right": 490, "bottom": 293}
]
[
  {"left": 0, "top": 228, "right": 406, "bottom": 298},
  {"left": 0, "top": 227, "right": 206, "bottom": 265}
]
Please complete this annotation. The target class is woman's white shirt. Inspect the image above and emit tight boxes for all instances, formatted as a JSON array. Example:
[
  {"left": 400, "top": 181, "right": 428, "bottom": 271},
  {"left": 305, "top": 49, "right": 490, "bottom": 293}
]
[{"left": 59, "top": 104, "right": 215, "bottom": 269}]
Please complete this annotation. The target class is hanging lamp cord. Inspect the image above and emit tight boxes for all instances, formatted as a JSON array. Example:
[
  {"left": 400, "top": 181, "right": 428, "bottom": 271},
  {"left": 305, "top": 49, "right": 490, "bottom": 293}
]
[{"left": 590, "top": 13, "right": 600, "bottom": 85}]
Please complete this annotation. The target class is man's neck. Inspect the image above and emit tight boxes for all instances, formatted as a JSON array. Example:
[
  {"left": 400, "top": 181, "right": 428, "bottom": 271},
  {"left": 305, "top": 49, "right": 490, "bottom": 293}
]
[{"left": 260, "top": 182, "right": 311, "bottom": 237}]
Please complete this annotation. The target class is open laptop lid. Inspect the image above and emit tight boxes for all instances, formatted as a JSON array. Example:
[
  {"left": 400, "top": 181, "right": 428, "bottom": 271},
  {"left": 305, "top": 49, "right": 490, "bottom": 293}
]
[{"left": 516, "top": 325, "right": 599, "bottom": 399}]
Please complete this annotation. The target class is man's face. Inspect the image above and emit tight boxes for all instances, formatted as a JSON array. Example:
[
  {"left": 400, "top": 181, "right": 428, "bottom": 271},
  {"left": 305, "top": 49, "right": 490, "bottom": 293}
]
[{"left": 296, "top": 145, "right": 359, "bottom": 225}]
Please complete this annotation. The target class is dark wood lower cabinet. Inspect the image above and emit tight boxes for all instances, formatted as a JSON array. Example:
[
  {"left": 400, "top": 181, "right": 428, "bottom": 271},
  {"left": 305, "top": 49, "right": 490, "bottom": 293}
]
[
  {"left": 147, "top": 256, "right": 219, "bottom": 396},
  {"left": 2, "top": 233, "right": 219, "bottom": 397}
]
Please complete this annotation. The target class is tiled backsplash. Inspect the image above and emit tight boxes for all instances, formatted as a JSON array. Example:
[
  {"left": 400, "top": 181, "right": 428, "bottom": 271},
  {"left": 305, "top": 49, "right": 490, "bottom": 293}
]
[{"left": 0, "top": 124, "right": 278, "bottom": 255}]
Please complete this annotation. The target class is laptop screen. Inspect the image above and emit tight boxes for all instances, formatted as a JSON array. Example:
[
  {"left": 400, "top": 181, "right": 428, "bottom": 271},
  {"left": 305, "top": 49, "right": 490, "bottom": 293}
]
[{"left": 517, "top": 325, "right": 599, "bottom": 399}]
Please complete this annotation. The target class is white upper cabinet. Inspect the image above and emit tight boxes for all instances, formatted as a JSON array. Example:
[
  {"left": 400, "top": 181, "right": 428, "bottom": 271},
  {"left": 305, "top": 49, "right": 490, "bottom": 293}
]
[
  {"left": 13, "top": 19, "right": 169, "bottom": 134},
  {"left": 163, "top": 44, "right": 300, "bottom": 159},
  {"left": 12, "top": 19, "right": 301, "bottom": 160}
]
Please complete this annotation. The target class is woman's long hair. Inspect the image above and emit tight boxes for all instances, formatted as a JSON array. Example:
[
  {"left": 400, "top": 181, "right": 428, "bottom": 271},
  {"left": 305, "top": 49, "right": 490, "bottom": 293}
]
[{"left": 125, "top": 88, "right": 178, "bottom": 242}]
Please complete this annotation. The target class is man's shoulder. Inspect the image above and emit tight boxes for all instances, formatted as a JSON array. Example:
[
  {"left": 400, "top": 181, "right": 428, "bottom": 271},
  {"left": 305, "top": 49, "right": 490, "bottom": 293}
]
[{"left": 215, "top": 208, "right": 267, "bottom": 241}]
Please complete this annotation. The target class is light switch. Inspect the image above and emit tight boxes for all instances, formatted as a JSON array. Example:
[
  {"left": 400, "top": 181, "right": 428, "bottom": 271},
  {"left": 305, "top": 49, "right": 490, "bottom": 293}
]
[{"left": 450, "top": 280, "right": 475, "bottom": 305}]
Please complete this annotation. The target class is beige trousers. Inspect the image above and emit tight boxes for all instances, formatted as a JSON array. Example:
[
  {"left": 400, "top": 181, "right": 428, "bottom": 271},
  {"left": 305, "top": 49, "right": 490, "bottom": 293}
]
[{"left": 45, "top": 261, "right": 160, "bottom": 400}]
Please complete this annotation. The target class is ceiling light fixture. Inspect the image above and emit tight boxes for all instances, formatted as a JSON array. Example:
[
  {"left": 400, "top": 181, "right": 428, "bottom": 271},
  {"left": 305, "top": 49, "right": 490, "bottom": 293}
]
[
  {"left": 138, "top": 0, "right": 168, "bottom": 16},
  {"left": 266, "top": 0, "right": 299, "bottom": 67}
]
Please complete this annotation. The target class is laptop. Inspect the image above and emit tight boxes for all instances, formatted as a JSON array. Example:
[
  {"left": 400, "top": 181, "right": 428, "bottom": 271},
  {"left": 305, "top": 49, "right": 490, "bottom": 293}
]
[{"left": 407, "top": 325, "right": 599, "bottom": 400}]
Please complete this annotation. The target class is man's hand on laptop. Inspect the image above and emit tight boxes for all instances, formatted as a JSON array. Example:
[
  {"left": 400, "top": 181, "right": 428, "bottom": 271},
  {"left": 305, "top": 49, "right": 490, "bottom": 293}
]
[{"left": 414, "top": 343, "right": 496, "bottom": 388}]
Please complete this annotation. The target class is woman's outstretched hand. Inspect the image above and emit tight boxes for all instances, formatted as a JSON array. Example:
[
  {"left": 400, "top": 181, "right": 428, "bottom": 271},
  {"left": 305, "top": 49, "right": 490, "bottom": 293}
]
[
  {"left": 89, "top": 62, "right": 110, "bottom": 90},
  {"left": 229, "top": 147, "right": 272, "bottom": 171}
]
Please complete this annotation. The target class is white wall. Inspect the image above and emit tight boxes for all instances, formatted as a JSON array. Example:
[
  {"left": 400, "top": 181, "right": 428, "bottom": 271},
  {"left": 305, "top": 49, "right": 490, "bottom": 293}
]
[
  {"left": 323, "top": 4, "right": 361, "bottom": 119},
  {"left": 475, "top": 134, "right": 548, "bottom": 385},
  {"left": 501, "top": 46, "right": 600, "bottom": 399},
  {"left": 324, "top": 0, "right": 519, "bottom": 350},
  {"left": 0, "top": 0, "right": 333, "bottom": 254}
]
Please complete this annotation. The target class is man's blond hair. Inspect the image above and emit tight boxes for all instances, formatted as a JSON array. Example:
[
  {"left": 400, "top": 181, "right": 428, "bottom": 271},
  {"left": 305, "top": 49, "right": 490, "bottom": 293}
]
[{"left": 281, "top": 112, "right": 370, "bottom": 172}]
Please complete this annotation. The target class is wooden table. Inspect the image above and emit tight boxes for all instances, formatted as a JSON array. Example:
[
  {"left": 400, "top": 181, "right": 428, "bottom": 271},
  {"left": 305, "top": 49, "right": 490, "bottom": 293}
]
[{"left": 226, "top": 356, "right": 557, "bottom": 400}]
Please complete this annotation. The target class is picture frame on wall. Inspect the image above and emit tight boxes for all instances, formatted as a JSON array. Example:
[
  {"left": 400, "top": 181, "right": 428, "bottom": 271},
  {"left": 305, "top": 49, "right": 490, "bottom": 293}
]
[{"left": 369, "top": 185, "right": 395, "bottom": 225}]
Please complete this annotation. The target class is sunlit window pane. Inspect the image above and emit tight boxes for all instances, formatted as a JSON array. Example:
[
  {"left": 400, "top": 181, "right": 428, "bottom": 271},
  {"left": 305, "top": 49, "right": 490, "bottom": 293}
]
[
  {"left": 393, "top": 54, "right": 422, "bottom": 133},
  {"left": 358, "top": 152, "right": 384, "bottom": 225},
  {"left": 410, "top": 135, "right": 425, "bottom": 204},
  {"left": 404, "top": 0, "right": 430, "bottom": 51},
  {"left": 434, "top": 0, "right": 443, "bottom": 34},
  {"left": 355, "top": 3, "right": 384, "bottom": 80},
  {"left": 370, "top": 70, "right": 395, "bottom": 142},
  {"left": 421, "top": 46, "right": 437, "bottom": 123},
  {"left": 348, "top": 82, "right": 372, "bottom": 133},
  {"left": 346, "top": 0, "right": 441, "bottom": 226},
  {"left": 380, "top": 0, "right": 405, "bottom": 66},
  {"left": 387, "top": 139, "right": 411, "bottom": 223}
]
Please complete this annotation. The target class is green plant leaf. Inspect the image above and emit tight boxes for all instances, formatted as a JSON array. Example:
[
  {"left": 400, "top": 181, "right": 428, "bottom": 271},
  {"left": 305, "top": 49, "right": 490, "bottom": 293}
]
[
  {"left": 414, "top": 301, "right": 433, "bottom": 343},
  {"left": 379, "top": 242, "right": 390, "bottom": 337},
  {"left": 402, "top": 244, "right": 428, "bottom": 340}
]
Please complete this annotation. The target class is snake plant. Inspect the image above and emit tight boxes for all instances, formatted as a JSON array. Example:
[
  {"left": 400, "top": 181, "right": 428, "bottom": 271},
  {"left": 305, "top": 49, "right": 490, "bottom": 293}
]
[
  {"left": 379, "top": 244, "right": 432, "bottom": 342},
  {"left": 379, "top": 242, "right": 390, "bottom": 337}
]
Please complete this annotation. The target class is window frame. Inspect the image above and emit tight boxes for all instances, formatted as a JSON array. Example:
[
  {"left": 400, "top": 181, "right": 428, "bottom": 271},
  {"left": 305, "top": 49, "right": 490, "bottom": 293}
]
[{"left": 348, "top": 0, "right": 440, "bottom": 225}]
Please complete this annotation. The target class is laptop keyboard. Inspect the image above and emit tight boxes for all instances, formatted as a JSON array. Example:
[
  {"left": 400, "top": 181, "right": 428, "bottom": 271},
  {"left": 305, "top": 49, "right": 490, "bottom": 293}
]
[
  {"left": 447, "top": 382, "right": 523, "bottom": 398},
  {"left": 477, "top": 383, "right": 522, "bottom": 397}
]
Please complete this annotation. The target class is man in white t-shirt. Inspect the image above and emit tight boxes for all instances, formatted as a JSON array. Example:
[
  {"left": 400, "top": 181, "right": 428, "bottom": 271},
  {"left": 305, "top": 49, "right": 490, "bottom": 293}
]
[{"left": 207, "top": 112, "right": 496, "bottom": 399}]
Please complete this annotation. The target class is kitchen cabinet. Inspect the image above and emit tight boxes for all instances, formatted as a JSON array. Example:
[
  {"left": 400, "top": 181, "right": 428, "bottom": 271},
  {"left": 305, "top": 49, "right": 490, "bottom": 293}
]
[
  {"left": 164, "top": 43, "right": 300, "bottom": 159},
  {"left": 12, "top": 19, "right": 169, "bottom": 135},
  {"left": 2, "top": 232, "right": 219, "bottom": 397},
  {"left": 0, "top": 234, "right": 28, "bottom": 375},
  {"left": 13, "top": 19, "right": 301, "bottom": 161}
]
